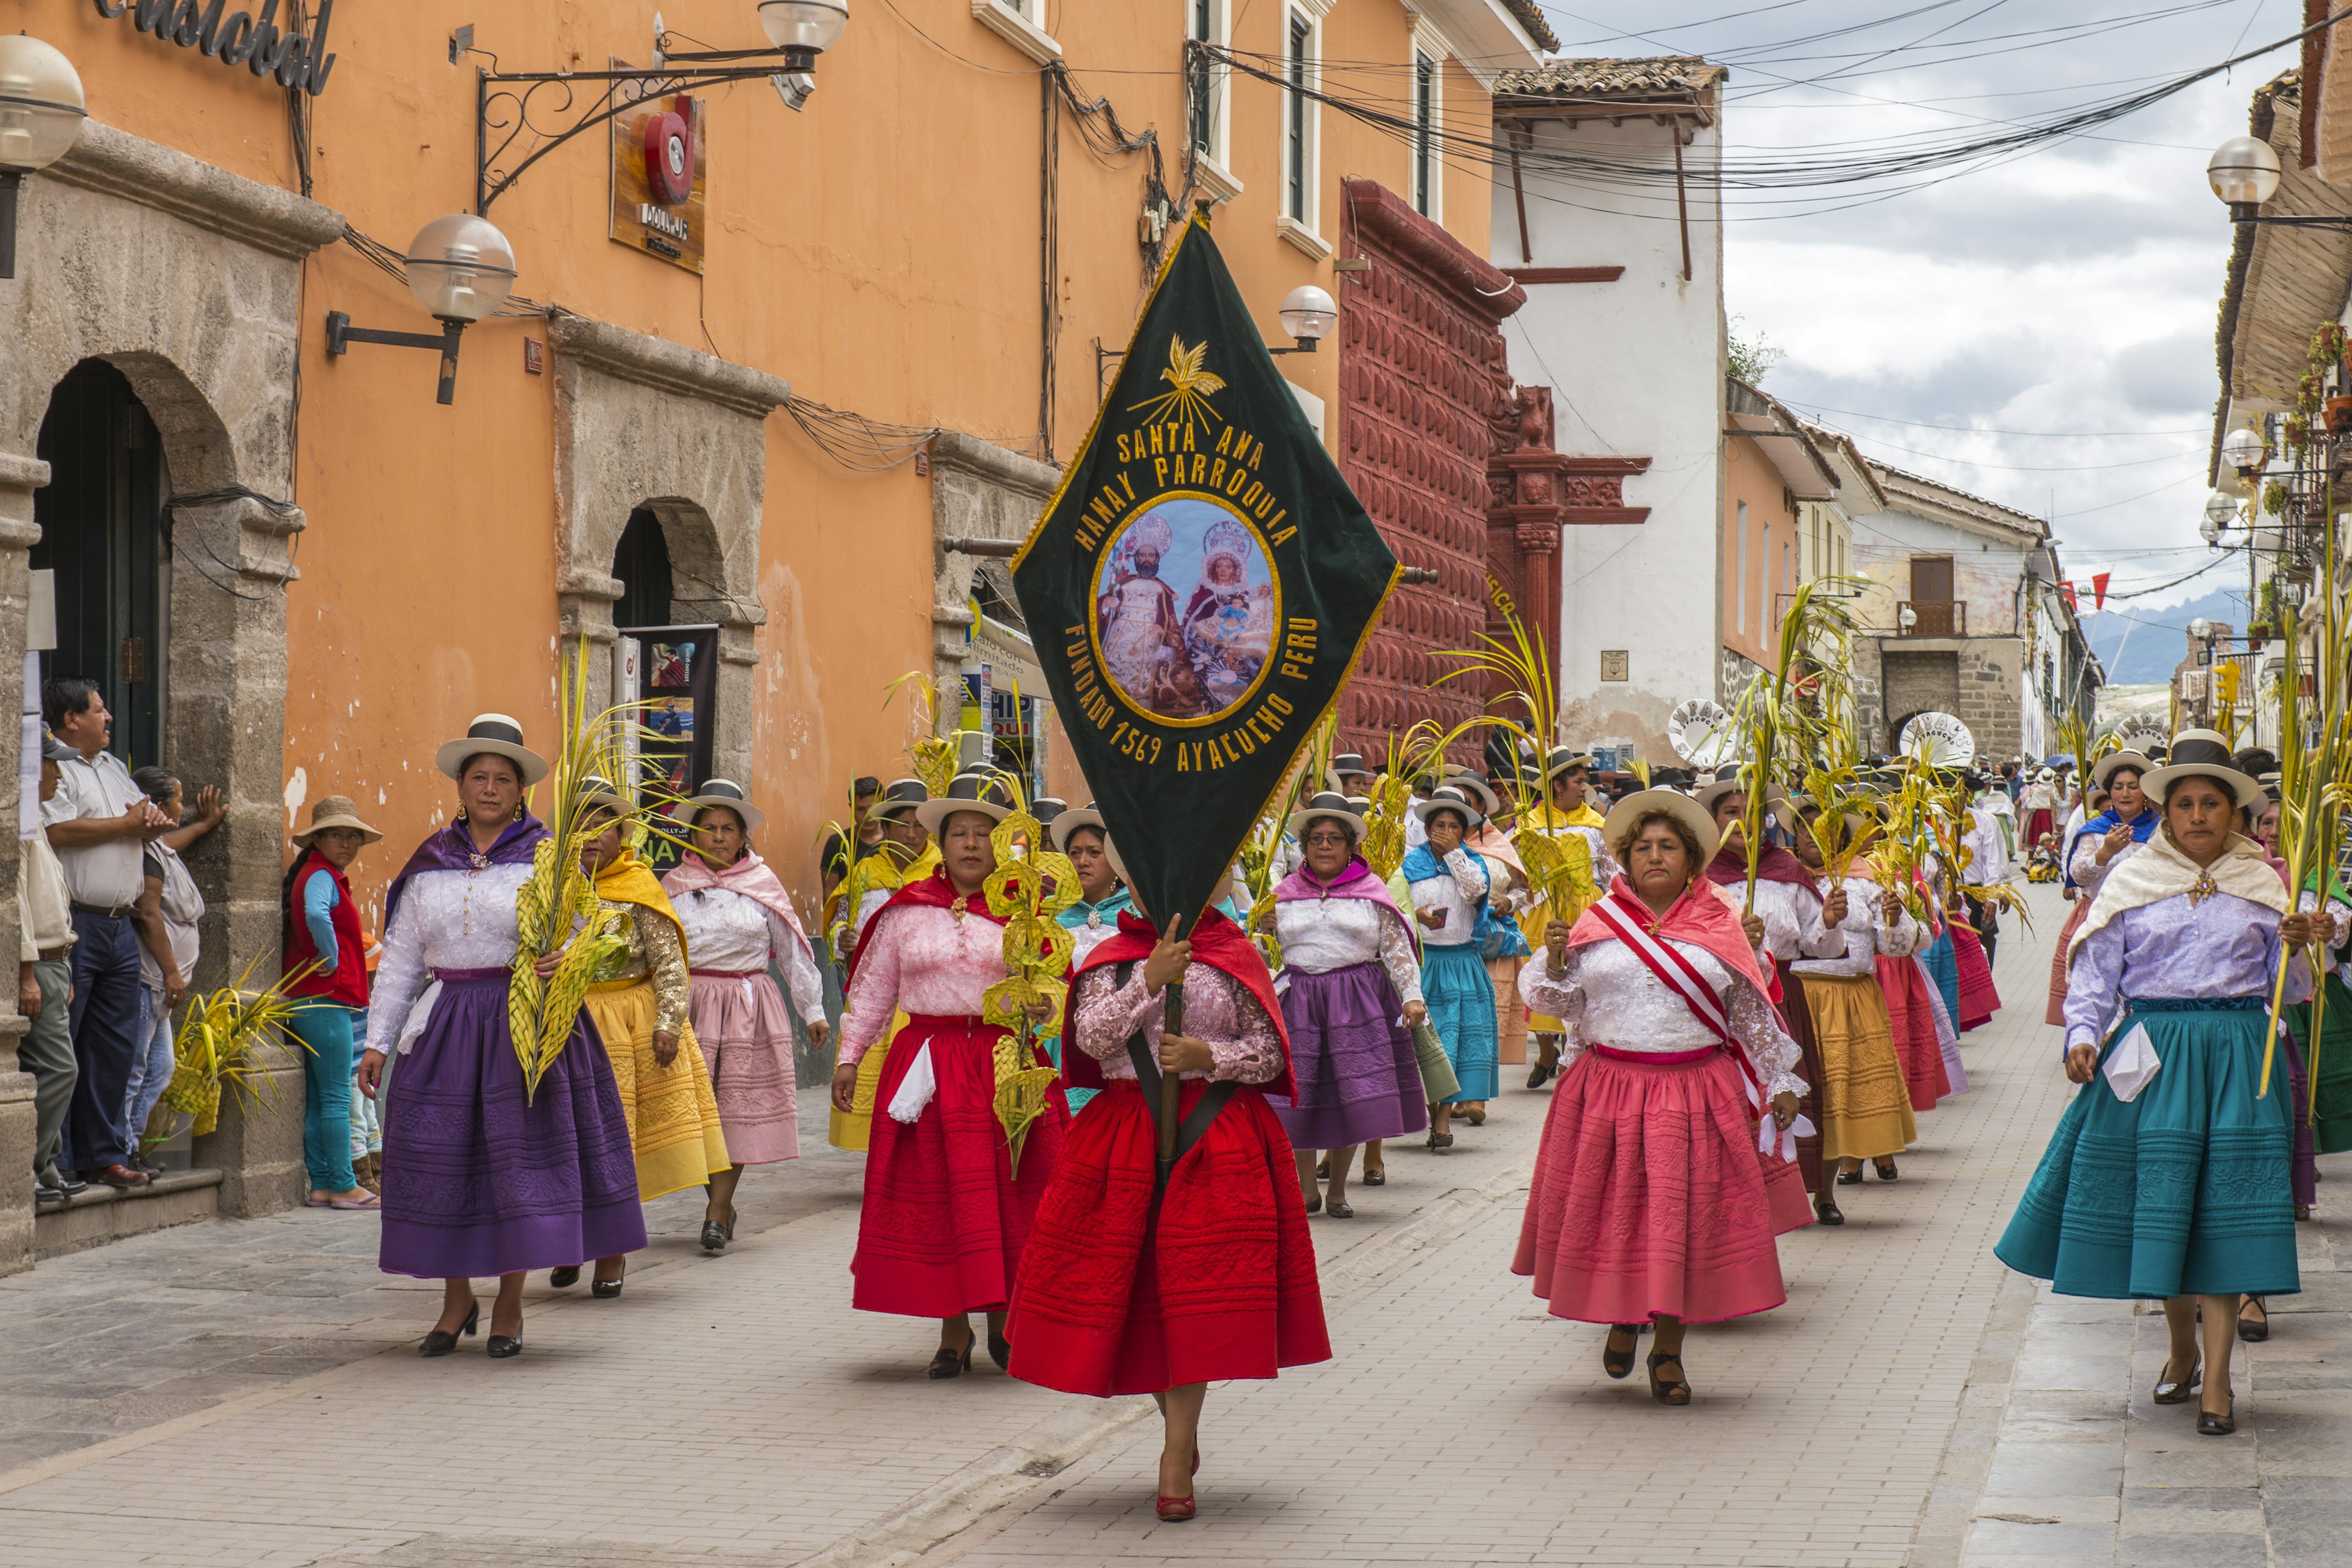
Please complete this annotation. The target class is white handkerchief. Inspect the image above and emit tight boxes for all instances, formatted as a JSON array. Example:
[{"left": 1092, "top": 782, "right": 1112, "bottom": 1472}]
[
  {"left": 2101, "top": 1023, "right": 2162, "bottom": 1103},
  {"left": 886, "top": 1041, "right": 937, "bottom": 1123}
]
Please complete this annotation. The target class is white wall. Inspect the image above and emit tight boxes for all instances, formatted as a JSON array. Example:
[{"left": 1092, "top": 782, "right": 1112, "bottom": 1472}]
[{"left": 1494, "top": 112, "right": 1725, "bottom": 761}]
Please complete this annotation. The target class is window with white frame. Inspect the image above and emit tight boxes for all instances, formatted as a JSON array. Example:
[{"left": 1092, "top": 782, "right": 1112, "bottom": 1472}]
[
  {"left": 1186, "top": 0, "right": 1230, "bottom": 167},
  {"left": 1411, "top": 45, "right": 1439, "bottom": 219},
  {"left": 1284, "top": 10, "right": 1318, "bottom": 228}
]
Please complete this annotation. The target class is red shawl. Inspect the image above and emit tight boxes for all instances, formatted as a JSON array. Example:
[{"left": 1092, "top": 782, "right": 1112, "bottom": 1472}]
[
  {"left": 840, "top": 866, "right": 1007, "bottom": 992},
  {"left": 1065, "top": 907, "right": 1295, "bottom": 1100},
  {"left": 1563, "top": 873, "right": 1771, "bottom": 995},
  {"left": 1704, "top": 842, "right": 1821, "bottom": 906}
]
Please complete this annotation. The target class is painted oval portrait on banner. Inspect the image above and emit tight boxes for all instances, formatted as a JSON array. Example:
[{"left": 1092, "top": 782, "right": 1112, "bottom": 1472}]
[{"left": 1090, "top": 496, "right": 1280, "bottom": 726}]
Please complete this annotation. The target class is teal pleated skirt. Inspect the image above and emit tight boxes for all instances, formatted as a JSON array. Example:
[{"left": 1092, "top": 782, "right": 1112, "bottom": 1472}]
[
  {"left": 1422, "top": 943, "right": 1499, "bottom": 1104},
  {"left": 1996, "top": 997, "right": 2299, "bottom": 1300}
]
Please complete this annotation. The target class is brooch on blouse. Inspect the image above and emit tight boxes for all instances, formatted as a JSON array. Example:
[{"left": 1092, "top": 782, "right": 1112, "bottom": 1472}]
[
  {"left": 1085, "top": 910, "right": 1101, "bottom": 929},
  {"left": 950, "top": 895, "right": 970, "bottom": 922},
  {"left": 2187, "top": 870, "right": 2219, "bottom": 908}
]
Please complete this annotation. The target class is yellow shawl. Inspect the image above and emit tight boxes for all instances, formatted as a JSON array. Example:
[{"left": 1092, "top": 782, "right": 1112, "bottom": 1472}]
[
  {"left": 2067, "top": 826, "right": 2286, "bottom": 971},
  {"left": 593, "top": 846, "right": 689, "bottom": 960}
]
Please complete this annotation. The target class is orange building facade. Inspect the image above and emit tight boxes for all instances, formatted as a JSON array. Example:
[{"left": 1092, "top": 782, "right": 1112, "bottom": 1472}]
[{"left": 0, "top": 1, "right": 1559, "bottom": 1250}]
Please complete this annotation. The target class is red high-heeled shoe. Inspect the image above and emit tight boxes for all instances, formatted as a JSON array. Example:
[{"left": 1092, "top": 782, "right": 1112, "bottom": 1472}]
[{"left": 1156, "top": 1495, "right": 1197, "bottom": 1521}]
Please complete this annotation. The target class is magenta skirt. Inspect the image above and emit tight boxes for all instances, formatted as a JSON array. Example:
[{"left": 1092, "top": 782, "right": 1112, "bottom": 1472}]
[
  {"left": 1950, "top": 921, "right": 2001, "bottom": 1031},
  {"left": 1513, "top": 1045, "right": 1787, "bottom": 1325}
]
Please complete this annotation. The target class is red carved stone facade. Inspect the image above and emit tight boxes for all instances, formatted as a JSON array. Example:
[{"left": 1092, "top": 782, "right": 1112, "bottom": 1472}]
[
  {"left": 1335, "top": 180, "right": 1525, "bottom": 762},
  {"left": 1334, "top": 179, "right": 1653, "bottom": 762}
]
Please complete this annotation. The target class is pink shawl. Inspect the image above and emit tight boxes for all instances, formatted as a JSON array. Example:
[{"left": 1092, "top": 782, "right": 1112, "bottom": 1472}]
[
  {"left": 661, "top": 849, "right": 814, "bottom": 961},
  {"left": 1562, "top": 873, "right": 1770, "bottom": 994},
  {"left": 1273, "top": 854, "right": 1419, "bottom": 957}
]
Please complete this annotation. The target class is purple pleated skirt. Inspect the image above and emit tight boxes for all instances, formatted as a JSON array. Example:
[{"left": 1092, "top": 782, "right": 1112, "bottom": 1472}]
[
  {"left": 1267, "top": 960, "right": 1428, "bottom": 1150},
  {"left": 379, "top": 969, "right": 648, "bottom": 1278}
]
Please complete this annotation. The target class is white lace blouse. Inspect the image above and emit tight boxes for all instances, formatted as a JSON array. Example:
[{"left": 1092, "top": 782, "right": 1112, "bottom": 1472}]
[
  {"left": 1273, "top": 897, "right": 1423, "bottom": 1003},
  {"left": 1407, "top": 848, "right": 1490, "bottom": 949},
  {"left": 1747, "top": 879, "right": 1844, "bottom": 966},
  {"left": 364, "top": 862, "right": 533, "bottom": 1057},
  {"left": 672, "top": 886, "right": 826, "bottom": 1022},
  {"left": 1519, "top": 939, "right": 1805, "bottom": 1099},
  {"left": 836, "top": 905, "right": 1006, "bottom": 1063},
  {"left": 1790, "top": 875, "right": 1923, "bottom": 978}
]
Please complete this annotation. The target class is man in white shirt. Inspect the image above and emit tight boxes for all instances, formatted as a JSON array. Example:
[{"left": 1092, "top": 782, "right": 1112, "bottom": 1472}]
[
  {"left": 1960, "top": 771, "right": 2013, "bottom": 962},
  {"left": 21, "top": 730, "right": 80, "bottom": 1200},
  {"left": 41, "top": 679, "right": 171, "bottom": 1189}
]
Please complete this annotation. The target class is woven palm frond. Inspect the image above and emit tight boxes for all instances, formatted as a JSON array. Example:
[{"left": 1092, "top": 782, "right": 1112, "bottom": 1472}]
[
  {"left": 155, "top": 952, "right": 323, "bottom": 1140},
  {"left": 508, "top": 639, "right": 670, "bottom": 1101}
]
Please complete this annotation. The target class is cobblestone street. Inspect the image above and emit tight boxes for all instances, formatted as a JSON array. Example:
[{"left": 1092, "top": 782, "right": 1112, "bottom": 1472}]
[{"left": 2, "top": 884, "right": 2345, "bottom": 1568}]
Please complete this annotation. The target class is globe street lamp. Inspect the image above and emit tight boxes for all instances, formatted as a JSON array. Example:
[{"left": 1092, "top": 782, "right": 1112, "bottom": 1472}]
[
  {"left": 324, "top": 213, "right": 518, "bottom": 405},
  {"left": 1272, "top": 285, "right": 1337, "bottom": 353},
  {"left": 2209, "top": 132, "right": 2352, "bottom": 230},
  {"left": 0, "top": 32, "right": 87, "bottom": 279},
  {"left": 759, "top": 0, "right": 848, "bottom": 109},
  {"left": 2201, "top": 488, "right": 2239, "bottom": 546},
  {"left": 2221, "top": 424, "right": 2269, "bottom": 478}
]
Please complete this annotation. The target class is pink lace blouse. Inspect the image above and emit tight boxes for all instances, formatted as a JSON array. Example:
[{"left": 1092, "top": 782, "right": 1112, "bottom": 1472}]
[
  {"left": 836, "top": 905, "right": 1008, "bottom": 1064},
  {"left": 1071, "top": 961, "right": 1285, "bottom": 1085}
]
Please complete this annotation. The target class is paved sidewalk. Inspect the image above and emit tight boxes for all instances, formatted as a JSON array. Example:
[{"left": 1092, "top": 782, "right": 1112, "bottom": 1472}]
[{"left": 2, "top": 884, "right": 2305, "bottom": 1567}]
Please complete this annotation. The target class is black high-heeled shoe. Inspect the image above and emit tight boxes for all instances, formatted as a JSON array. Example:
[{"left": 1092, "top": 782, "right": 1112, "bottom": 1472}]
[
  {"left": 988, "top": 1326, "right": 1012, "bottom": 1370},
  {"left": 1873, "top": 1158, "right": 1899, "bottom": 1182},
  {"left": 1835, "top": 1167, "right": 1864, "bottom": 1186},
  {"left": 928, "top": 1341, "right": 974, "bottom": 1379},
  {"left": 2237, "top": 1297, "right": 2269, "bottom": 1343},
  {"left": 486, "top": 1333, "right": 522, "bottom": 1359},
  {"left": 2197, "top": 1395, "right": 2236, "bottom": 1436},
  {"left": 701, "top": 1220, "right": 728, "bottom": 1253},
  {"left": 1602, "top": 1325, "right": 1639, "bottom": 1380},
  {"left": 1646, "top": 1351, "right": 1691, "bottom": 1406},
  {"left": 419, "top": 1302, "right": 479, "bottom": 1357},
  {"left": 2153, "top": 1362, "right": 2202, "bottom": 1404},
  {"left": 1814, "top": 1195, "right": 1845, "bottom": 1226},
  {"left": 548, "top": 1266, "right": 580, "bottom": 1289},
  {"left": 591, "top": 1265, "right": 625, "bottom": 1299}
]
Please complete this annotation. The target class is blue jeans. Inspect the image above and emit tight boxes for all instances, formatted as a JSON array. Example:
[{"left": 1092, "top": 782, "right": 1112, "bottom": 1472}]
[
  {"left": 285, "top": 1000, "right": 358, "bottom": 1192},
  {"left": 123, "top": 987, "right": 178, "bottom": 1148}
]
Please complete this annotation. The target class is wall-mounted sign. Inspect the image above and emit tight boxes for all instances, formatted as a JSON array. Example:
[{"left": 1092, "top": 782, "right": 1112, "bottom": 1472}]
[
  {"left": 610, "top": 72, "right": 706, "bottom": 274},
  {"left": 92, "top": 0, "right": 339, "bottom": 95}
]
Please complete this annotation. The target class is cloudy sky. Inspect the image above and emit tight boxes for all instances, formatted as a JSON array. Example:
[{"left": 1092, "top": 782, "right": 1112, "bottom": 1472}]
[{"left": 1536, "top": 0, "right": 2308, "bottom": 613}]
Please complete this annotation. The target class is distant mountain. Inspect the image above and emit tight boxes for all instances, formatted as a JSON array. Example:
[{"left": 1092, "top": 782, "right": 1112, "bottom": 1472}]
[{"left": 2077, "top": 586, "right": 2256, "bottom": 688}]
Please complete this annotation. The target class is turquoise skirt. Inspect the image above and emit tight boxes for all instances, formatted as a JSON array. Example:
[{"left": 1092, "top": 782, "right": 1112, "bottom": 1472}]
[
  {"left": 1422, "top": 943, "right": 1499, "bottom": 1104},
  {"left": 1995, "top": 997, "right": 2298, "bottom": 1300}
]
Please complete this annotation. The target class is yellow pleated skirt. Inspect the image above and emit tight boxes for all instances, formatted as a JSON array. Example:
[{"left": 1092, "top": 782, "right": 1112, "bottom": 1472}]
[
  {"left": 826, "top": 1011, "right": 907, "bottom": 1152},
  {"left": 585, "top": 978, "right": 730, "bottom": 1200},
  {"left": 1798, "top": 973, "right": 1918, "bottom": 1163}
]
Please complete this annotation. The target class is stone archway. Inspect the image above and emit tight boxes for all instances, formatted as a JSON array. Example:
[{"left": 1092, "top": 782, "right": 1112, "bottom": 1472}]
[
  {"left": 0, "top": 123, "right": 345, "bottom": 1246},
  {"left": 549, "top": 317, "right": 788, "bottom": 790}
]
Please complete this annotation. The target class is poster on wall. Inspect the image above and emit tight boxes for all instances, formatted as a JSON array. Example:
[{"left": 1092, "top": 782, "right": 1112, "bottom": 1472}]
[
  {"left": 622, "top": 622, "right": 719, "bottom": 873},
  {"left": 609, "top": 69, "right": 708, "bottom": 274}
]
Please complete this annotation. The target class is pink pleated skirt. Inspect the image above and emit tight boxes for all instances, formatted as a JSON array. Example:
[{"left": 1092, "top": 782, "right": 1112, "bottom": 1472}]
[
  {"left": 1513, "top": 1046, "right": 1787, "bottom": 1325},
  {"left": 686, "top": 970, "right": 800, "bottom": 1166}
]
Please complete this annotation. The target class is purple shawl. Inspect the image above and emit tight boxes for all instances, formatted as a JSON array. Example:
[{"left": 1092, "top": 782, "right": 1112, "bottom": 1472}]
[
  {"left": 1273, "top": 854, "right": 1420, "bottom": 957},
  {"left": 383, "top": 813, "right": 548, "bottom": 929}
]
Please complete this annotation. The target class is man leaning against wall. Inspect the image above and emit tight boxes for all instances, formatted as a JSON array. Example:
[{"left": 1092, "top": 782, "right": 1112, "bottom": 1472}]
[{"left": 40, "top": 679, "right": 171, "bottom": 1191}]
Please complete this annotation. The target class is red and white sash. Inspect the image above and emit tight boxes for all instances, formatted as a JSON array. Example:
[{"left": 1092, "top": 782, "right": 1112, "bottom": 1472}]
[{"left": 1588, "top": 889, "right": 1765, "bottom": 1100}]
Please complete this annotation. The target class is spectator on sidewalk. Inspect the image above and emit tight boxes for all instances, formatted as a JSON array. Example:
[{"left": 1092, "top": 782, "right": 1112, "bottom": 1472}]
[
  {"left": 42, "top": 678, "right": 171, "bottom": 1191},
  {"left": 21, "top": 729, "right": 81, "bottom": 1201},
  {"left": 282, "top": 795, "right": 381, "bottom": 1210},
  {"left": 124, "top": 767, "right": 225, "bottom": 1165}
]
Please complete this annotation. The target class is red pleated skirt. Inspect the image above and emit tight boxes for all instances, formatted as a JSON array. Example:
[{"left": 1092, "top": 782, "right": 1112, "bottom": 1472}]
[
  {"left": 1007, "top": 1078, "right": 1330, "bottom": 1397},
  {"left": 851, "top": 1015, "right": 1069, "bottom": 1319},
  {"left": 2047, "top": 897, "right": 2091, "bottom": 1026},
  {"left": 1949, "top": 920, "right": 2000, "bottom": 1031},
  {"left": 1513, "top": 1048, "right": 1787, "bottom": 1325},
  {"left": 1877, "top": 956, "right": 1950, "bottom": 1112}
]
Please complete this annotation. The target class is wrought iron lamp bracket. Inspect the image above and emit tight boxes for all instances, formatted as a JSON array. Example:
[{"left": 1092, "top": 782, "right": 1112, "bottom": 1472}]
[{"left": 474, "top": 50, "right": 796, "bottom": 216}]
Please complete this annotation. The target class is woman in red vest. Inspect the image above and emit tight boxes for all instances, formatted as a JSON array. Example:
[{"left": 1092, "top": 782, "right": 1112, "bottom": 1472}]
[{"left": 284, "top": 796, "right": 383, "bottom": 1210}]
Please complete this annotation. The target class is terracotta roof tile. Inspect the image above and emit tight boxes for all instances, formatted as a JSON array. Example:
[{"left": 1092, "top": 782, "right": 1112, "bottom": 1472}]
[
  {"left": 1498, "top": 1, "right": 1560, "bottom": 54},
  {"left": 1494, "top": 56, "right": 1725, "bottom": 101}
]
